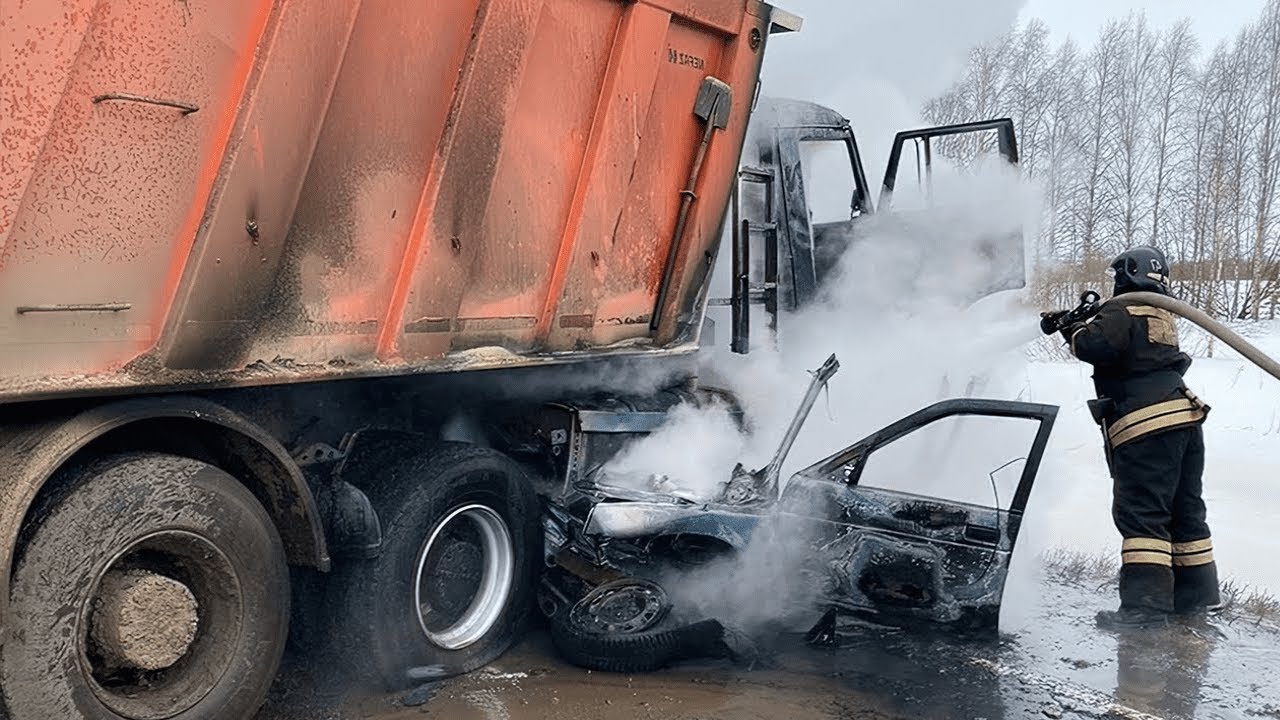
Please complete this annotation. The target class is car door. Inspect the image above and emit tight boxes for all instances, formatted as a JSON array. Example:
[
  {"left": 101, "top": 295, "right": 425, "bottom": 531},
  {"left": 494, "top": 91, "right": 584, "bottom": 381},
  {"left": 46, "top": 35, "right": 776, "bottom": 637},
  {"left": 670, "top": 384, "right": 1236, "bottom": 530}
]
[
  {"left": 779, "top": 398, "right": 1057, "bottom": 634},
  {"left": 777, "top": 124, "right": 876, "bottom": 305},
  {"left": 785, "top": 117, "right": 1026, "bottom": 310}
]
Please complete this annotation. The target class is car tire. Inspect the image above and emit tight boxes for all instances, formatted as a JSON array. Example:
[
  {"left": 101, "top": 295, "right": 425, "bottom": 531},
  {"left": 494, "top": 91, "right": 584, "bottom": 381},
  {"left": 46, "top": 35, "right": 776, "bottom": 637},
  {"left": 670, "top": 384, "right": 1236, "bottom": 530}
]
[
  {"left": 548, "top": 611, "right": 727, "bottom": 673},
  {"left": 543, "top": 572, "right": 730, "bottom": 673},
  {"left": 1, "top": 453, "right": 290, "bottom": 720},
  {"left": 334, "top": 444, "right": 539, "bottom": 690}
]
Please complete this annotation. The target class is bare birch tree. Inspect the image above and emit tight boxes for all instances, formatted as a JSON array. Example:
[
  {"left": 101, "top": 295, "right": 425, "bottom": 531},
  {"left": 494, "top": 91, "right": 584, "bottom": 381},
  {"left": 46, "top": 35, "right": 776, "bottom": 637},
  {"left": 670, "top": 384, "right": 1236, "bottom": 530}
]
[
  {"left": 1148, "top": 20, "right": 1199, "bottom": 248},
  {"left": 1075, "top": 20, "right": 1128, "bottom": 261},
  {"left": 1104, "top": 13, "right": 1160, "bottom": 249},
  {"left": 1245, "top": 0, "right": 1280, "bottom": 318},
  {"left": 921, "top": 3, "right": 1280, "bottom": 322}
]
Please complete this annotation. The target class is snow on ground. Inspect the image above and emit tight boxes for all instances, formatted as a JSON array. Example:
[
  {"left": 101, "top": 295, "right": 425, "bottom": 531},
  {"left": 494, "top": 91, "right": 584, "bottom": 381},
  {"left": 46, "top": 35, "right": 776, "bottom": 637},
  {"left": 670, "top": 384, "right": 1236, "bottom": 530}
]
[{"left": 1010, "top": 321, "right": 1280, "bottom": 599}]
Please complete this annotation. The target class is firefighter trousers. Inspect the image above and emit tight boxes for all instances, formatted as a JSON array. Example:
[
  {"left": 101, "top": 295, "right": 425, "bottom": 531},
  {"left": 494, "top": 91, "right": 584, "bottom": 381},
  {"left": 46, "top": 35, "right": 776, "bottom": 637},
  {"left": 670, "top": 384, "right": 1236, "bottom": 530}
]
[{"left": 1109, "top": 424, "right": 1220, "bottom": 614}]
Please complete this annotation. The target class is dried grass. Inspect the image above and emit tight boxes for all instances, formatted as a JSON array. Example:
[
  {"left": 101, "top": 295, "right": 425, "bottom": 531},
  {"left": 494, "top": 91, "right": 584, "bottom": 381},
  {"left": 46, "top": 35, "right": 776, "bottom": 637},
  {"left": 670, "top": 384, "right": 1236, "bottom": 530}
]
[
  {"left": 1037, "top": 547, "right": 1280, "bottom": 630},
  {"left": 1040, "top": 548, "right": 1119, "bottom": 587}
]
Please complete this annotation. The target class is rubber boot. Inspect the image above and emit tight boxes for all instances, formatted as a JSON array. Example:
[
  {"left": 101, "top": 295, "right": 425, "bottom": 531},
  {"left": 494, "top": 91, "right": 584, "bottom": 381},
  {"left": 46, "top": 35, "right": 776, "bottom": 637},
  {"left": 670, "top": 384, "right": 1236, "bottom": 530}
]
[
  {"left": 1097, "top": 564, "right": 1173, "bottom": 630},
  {"left": 1173, "top": 562, "right": 1221, "bottom": 616},
  {"left": 1096, "top": 607, "right": 1169, "bottom": 629}
]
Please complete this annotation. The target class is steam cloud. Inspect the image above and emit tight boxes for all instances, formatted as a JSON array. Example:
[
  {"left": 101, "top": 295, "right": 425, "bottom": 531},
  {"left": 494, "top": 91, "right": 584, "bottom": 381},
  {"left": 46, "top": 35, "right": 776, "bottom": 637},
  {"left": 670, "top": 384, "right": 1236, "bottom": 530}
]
[
  {"left": 758, "top": 0, "right": 1029, "bottom": 173},
  {"left": 594, "top": 0, "right": 1061, "bottom": 638}
]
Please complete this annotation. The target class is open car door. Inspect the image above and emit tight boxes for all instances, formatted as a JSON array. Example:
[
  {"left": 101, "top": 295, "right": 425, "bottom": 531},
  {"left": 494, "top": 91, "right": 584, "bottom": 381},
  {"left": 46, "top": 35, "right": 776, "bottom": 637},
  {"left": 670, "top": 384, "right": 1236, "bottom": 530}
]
[
  {"left": 780, "top": 398, "right": 1057, "bottom": 636},
  {"left": 872, "top": 119, "right": 1025, "bottom": 306}
]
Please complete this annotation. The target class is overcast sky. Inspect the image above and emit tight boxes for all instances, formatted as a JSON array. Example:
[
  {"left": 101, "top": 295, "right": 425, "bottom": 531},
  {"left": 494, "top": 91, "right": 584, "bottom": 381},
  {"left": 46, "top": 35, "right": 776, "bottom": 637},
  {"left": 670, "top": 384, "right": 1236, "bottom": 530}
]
[
  {"left": 757, "top": 0, "right": 1271, "bottom": 174},
  {"left": 1021, "top": 0, "right": 1268, "bottom": 51}
]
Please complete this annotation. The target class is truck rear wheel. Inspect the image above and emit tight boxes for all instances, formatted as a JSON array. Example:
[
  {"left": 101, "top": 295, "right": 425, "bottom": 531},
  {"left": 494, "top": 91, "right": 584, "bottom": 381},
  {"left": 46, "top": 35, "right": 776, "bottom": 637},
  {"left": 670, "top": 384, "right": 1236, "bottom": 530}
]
[
  {"left": 0, "top": 453, "right": 290, "bottom": 720},
  {"left": 335, "top": 444, "right": 539, "bottom": 690}
]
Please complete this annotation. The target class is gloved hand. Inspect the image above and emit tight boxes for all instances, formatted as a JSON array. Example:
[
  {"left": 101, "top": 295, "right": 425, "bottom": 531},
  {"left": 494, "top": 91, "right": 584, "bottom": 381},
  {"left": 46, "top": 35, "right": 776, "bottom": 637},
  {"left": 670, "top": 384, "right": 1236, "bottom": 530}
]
[
  {"left": 1060, "top": 321, "right": 1085, "bottom": 346},
  {"left": 1039, "top": 310, "right": 1069, "bottom": 336}
]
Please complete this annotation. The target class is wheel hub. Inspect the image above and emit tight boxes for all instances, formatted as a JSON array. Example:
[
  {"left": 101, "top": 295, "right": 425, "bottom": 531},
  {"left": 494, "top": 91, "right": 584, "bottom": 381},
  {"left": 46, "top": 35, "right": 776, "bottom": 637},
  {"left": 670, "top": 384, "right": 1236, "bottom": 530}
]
[
  {"left": 569, "top": 578, "right": 670, "bottom": 635},
  {"left": 78, "top": 530, "right": 243, "bottom": 720},
  {"left": 89, "top": 570, "right": 199, "bottom": 671},
  {"left": 424, "top": 538, "right": 484, "bottom": 618}
]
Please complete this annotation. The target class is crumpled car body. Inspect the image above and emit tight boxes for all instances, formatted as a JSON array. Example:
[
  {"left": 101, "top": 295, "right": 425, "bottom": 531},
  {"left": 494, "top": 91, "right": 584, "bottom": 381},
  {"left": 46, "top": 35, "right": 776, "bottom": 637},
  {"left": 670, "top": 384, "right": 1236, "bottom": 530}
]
[{"left": 495, "top": 381, "right": 1058, "bottom": 648}]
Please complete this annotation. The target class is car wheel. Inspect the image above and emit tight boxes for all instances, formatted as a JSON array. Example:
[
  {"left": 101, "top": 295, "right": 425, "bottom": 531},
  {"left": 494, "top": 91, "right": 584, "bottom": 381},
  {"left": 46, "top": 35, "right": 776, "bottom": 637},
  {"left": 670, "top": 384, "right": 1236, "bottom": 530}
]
[{"left": 544, "top": 573, "right": 729, "bottom": 673}]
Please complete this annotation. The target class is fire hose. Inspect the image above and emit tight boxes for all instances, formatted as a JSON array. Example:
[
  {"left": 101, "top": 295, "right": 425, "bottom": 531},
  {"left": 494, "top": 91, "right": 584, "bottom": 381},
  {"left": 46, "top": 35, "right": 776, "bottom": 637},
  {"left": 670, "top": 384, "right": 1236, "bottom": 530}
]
[{"left": 1047, "top": 290, "right": 1280, "bottom": 382}]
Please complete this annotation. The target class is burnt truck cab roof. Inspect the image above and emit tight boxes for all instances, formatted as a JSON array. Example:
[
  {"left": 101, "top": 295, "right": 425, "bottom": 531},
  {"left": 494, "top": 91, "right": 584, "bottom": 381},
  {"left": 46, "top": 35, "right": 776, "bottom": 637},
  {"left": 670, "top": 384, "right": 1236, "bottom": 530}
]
[{"left": 750, "top": 97, "right": 854, "bottom": 131}]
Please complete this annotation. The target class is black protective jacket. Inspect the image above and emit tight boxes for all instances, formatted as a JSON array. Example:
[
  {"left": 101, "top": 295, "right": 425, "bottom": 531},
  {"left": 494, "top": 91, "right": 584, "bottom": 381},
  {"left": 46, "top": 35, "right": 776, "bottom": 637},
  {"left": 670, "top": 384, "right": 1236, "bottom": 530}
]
[{"left": 1063, "top": 293, "right": 1208, "bottom": 446}]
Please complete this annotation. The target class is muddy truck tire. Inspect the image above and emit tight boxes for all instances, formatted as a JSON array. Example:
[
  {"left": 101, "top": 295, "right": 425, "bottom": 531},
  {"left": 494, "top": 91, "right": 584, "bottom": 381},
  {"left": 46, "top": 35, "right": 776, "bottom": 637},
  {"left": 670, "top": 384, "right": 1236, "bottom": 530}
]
[
  {"left": 332, "top": 444, "right": 539, "bottom": 690},
  {"left": 1, "top": 453, "right": 290, "bottom": 720}
]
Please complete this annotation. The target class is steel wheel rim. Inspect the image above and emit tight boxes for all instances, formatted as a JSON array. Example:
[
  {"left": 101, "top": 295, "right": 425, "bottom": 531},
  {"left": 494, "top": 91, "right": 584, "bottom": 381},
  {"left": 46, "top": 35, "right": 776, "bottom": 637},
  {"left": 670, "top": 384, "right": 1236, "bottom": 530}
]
[
  {"left": 76, "top": 530, "right": 242, "bottom": 720},
  {"left": 569, "top": 578, "right": 671, "bottom": 635},
  {"left": 413, "top": 503, "right": 515, "bottom": 650}
]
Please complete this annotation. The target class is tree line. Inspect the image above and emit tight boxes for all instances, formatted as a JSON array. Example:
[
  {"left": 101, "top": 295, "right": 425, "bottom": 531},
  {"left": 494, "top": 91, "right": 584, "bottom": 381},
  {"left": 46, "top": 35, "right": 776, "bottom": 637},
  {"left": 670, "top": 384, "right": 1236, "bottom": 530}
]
[{"left": 922, "top": 1, "right": 1280, "bottom": 322}]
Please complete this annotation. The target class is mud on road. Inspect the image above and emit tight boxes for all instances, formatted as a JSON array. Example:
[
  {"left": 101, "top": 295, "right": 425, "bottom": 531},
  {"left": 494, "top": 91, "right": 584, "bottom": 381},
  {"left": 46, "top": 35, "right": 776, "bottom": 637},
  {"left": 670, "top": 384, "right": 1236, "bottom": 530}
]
[
  {"left": 260, "top": 631, "right": 905, "bottom": 720},
  {"left": 259, "top": 575, "right": 1280, "bottom": 720}
]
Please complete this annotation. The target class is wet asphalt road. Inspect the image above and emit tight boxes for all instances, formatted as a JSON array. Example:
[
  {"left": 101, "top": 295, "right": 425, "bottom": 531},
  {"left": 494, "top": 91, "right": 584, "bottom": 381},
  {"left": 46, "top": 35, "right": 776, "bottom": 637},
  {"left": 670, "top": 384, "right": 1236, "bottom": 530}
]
[{"left": 259, "top": 577, "right": 1280, "bottom": 720}]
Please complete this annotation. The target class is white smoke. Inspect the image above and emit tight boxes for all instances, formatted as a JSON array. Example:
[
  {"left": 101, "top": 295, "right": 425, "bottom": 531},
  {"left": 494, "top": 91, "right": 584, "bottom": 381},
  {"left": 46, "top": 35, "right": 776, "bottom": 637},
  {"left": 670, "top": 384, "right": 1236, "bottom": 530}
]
[
  {"left": 715, "top": 158, "right": 1044, "bottom": 467},
  {"left": 591, "top": 2, "right": 1061, "bottom": 635},
  {"left": 600, "top": 397, "right": 747, "bottom": 501},
  {"left": 609, "top": 159, "right": 1047, "bottom": 495}
]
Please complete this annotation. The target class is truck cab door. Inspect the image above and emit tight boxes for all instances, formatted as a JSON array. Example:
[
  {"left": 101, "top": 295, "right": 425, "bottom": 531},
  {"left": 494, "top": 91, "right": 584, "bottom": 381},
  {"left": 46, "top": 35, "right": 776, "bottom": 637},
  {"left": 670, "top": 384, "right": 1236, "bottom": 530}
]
[
  {"left": 873, "top": 119, "right": 1025, "bottom": 304},
  {"left": 776, "top": 126, "right": 875, "bottom": 308},
  {"left": 705, "top": 108, "right": 873, "bottom": 355},
  {"left": 780, "top": 398, "right": 1057, "bottom": 634}
]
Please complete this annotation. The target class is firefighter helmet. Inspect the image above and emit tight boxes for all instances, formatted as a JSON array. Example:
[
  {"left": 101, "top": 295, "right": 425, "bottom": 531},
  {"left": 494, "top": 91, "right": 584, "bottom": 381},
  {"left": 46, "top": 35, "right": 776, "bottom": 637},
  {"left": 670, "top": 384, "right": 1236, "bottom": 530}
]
[{"left": 1110, "top": 246, "right": 1171, "bottom": 296}]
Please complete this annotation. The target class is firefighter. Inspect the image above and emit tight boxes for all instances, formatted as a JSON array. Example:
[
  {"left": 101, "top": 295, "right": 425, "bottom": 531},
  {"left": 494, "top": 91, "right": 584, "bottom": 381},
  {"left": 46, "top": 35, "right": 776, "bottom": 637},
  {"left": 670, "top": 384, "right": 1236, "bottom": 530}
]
[{"left": 1040, "top": 246, "right": 1220, "bottom": 628}]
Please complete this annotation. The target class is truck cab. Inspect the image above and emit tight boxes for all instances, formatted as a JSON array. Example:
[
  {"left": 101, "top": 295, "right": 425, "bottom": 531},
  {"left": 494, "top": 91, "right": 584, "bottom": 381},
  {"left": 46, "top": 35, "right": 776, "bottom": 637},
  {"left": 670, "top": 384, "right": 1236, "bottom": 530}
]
[{"left": 705, "top": 97, "right": 1024, "bottom": 353}]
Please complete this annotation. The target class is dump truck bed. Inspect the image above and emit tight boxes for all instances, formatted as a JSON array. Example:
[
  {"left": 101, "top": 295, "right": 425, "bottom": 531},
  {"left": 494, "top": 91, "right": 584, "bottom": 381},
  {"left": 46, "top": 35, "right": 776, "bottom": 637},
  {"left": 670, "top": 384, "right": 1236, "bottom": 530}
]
[{"left": 0, "top": 0, "right": 785, "bottom": 404}]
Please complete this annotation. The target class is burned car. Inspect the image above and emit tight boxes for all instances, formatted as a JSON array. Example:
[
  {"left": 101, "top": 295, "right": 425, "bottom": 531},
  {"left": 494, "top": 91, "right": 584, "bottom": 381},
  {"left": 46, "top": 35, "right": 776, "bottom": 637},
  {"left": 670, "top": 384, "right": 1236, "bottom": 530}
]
[{"left": 490, "top": 356, "right": 1058, "bottom": 672}]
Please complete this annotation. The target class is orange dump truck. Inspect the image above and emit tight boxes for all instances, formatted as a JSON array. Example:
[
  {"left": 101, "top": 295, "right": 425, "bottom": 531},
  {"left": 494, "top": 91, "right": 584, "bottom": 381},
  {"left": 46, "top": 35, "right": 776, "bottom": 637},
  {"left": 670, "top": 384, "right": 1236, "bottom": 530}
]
[{"left": 0, "top": 2, "right": 802, "bottom": 717}]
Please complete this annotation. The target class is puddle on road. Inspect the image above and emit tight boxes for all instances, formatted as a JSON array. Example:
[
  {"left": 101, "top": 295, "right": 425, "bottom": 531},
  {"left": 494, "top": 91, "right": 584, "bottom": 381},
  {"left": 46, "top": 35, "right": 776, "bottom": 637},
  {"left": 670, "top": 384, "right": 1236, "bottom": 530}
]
[
  {"left": 332, "top": 635, "right": 888, "bottom": 720},
  {"left": 262, "top": 578, "right": 1280, "bottom": 720},
  {"left": 992, "top": 579, "right": 1280, "bottom": 720}
]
